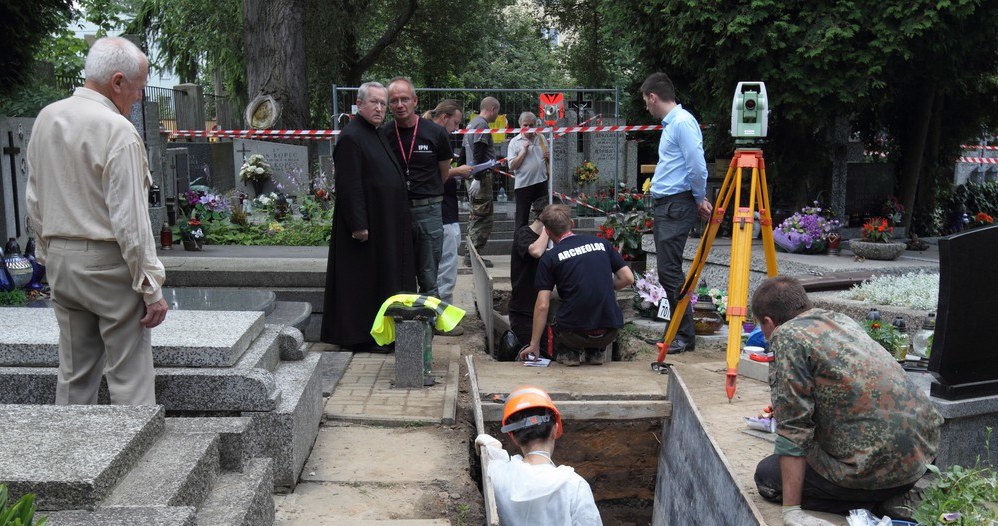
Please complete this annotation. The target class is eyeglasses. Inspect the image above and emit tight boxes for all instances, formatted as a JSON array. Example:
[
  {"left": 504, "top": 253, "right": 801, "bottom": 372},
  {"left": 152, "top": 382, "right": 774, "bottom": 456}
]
[{"left": 390, "top": 97, "right": 414, "bottom": 105}]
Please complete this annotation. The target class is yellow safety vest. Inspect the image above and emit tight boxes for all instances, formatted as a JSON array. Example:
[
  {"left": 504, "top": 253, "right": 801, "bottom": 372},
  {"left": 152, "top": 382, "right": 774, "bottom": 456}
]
[{"left": 370, "top": 294, "right": 466, "bottom": 345}]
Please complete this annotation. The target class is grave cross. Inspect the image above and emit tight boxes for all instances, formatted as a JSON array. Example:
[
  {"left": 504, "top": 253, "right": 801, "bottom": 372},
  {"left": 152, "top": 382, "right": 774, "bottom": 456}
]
[
  {"left": 237, "top": 143, "right": 252, "bottom": 162},
  {"left": 3, "top": 131, "right": 22, "bottom": 237}
]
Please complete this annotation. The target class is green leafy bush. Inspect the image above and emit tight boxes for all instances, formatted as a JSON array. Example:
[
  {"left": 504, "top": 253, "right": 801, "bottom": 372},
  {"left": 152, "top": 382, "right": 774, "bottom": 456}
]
[
  {"left": 0, "top": 291, "right": 27, "bottom": 306},
  {"left": 913, "top": 463, "right": 998, "bottom": 526},
  {"left": 203, "top": 219, "right": 331, "bottom": 246},
  {"left": 0, "top": 484, "right": 47, "bottom": 526}
]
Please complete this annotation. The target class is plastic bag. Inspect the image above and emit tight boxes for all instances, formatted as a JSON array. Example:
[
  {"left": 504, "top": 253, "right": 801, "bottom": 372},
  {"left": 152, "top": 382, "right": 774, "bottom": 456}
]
[{"left": 495, "top": 329, "right": 521, "bottom": 362}]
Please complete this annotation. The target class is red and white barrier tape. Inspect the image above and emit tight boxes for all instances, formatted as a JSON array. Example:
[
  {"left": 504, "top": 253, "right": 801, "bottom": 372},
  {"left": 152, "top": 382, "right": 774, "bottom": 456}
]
[
  {"left": 958, "top": 157, "right": 998, "bottom": 164},
  {"left": 169, "top": 124, "right": 663, "bottom": 140},
  {"left": 492, "top": 166, "right": 611, "bottom": 215},
  {"left": 961, "top": 145, "right": 998, "bottom": 151}
]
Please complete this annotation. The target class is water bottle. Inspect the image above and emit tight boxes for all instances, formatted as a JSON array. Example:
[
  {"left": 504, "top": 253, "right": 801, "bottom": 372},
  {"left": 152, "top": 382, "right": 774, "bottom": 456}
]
[{"left": 497, "top": 187, "right": 508, "bottom": 203}]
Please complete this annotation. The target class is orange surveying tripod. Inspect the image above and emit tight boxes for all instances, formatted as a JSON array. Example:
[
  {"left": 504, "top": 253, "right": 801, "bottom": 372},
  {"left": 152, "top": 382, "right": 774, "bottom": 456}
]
[{"left": 651, "top": 148, "right": 779, "bottom": 400}]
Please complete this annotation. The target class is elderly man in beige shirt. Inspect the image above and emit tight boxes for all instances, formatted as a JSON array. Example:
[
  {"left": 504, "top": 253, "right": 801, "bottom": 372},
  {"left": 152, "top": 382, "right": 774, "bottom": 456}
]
[{"left": 26, "top": 36, "right": 168, "bottom": 406}]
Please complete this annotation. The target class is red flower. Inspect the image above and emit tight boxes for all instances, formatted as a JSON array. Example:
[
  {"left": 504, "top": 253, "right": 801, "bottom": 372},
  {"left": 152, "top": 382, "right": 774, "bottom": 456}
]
[{"left": 872, "top": 322, "right": 881, "bottom": 329}]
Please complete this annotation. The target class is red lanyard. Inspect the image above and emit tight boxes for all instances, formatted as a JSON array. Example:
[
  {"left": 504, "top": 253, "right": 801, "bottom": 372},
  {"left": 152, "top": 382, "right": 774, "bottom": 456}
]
[{"left": 394, "top": 118, "right": 419, "bottom": 176}]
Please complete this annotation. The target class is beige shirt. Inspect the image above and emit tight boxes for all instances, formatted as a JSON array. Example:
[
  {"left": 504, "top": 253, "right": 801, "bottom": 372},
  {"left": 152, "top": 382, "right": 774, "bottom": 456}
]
[{"left": 26, "top": 87, "right": 165, "bottom": 304}]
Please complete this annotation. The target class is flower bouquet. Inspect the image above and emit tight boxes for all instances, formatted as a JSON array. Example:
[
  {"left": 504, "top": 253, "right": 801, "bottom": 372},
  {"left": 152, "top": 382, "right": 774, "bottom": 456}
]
[
  {"left": 632, "top": 272, "right": 666, "bottom": 318},
  {"left": 574, "top": 160, "right": 600, "bottom": 187},
  {"left": 773, "top": 202, "right": 834, "bottom": 254},
  {"left": 240, "top": 154, "right": 273, "bottom": 195},
  {"left": 597, "top": 212, "right": 653, "bottom": 261},
  {"left": 971, "top": 212, "right": 994, "bottom": 229}
]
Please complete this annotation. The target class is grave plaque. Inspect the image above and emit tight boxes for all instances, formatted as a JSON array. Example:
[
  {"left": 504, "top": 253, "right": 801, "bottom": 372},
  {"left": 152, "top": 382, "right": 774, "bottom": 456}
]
[
  {"left": 231, "top": 139, "right": 307, "bottom": 196},
  {"left": 929, "top": 224, "right": 998, "bottom": 399}
]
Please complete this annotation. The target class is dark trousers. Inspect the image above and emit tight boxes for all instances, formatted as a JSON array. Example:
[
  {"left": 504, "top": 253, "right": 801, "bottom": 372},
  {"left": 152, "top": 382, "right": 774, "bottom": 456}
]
[
  {"left": 509, "top": 311, "right": 551, "bottom": 358},
  {"left": 554, "top": 326, "right": 619, "bottom": 354},
  {"left": 653, "top": 192, "right": 697, "bottom": 343},
  {"left": 513, "top": 181, "right": 548, "bottom": 230},
  {"left": 754, "top": 454, "right": 916, "bottom": 515}
]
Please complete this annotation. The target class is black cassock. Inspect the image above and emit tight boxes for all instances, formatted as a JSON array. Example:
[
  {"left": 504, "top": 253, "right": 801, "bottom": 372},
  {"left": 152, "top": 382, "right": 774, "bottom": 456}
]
[{"left": 321, "top": 117, "right": 416, "bottom": 347}]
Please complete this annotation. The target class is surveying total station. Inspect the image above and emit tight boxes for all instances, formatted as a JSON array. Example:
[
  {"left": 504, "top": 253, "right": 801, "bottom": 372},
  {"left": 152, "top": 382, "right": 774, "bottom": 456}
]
[{"left": 652, "top": 82, "right": 778, "bottom": 401}]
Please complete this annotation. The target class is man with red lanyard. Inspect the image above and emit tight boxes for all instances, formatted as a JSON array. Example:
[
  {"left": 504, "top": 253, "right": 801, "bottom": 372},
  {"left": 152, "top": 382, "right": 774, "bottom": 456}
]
[{"left": 386, "top": 77, "right": 454, "bottom": 299}]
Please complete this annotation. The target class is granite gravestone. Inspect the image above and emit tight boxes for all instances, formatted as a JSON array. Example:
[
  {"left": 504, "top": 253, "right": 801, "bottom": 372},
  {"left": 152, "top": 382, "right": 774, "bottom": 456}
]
[
  {"left": 0, "top": 118, "right": 33, "bottom": 247},
  {"left": 929, "top": 224, "right": 998, "bottom": 399},
  {"left": 231, "top": 139, "right": 307, "bottom": 197}
]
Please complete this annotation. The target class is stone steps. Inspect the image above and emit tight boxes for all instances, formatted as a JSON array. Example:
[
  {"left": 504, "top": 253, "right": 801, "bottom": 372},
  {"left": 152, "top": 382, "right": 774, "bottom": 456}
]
[
  {"left": 195, "top": 458, "right": 275, "bottom": 526},
  {"left": 9, "top": 406, "right": 276, "bottom": 526},
  {"left": 0, "top": 310, "right": 325, "bottom": 495},
  {"left": 102, "top": 431, "right": 220, "bottom": 509}
]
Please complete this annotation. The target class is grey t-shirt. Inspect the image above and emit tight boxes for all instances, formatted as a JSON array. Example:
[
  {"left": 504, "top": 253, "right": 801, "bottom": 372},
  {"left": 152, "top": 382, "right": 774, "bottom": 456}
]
[{"left": 462, "top": 115, "right": 496, "bottom": 166}]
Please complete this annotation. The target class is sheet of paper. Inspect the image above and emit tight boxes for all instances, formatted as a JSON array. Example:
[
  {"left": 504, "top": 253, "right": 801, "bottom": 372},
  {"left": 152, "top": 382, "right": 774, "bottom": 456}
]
[{"left": 523, "top": 358, "right": 552, "bottom": 367}]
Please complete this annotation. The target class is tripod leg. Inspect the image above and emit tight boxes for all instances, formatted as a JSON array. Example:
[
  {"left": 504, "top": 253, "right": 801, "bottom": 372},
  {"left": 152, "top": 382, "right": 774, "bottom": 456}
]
[
  {"left": 655, "top": 158, "right": 736, "bottom": 364},
  {"left": 724, "top": 163, "right": 758, "bottom": 399},
  {"left": 756, "top": 159, "right": 778, "bottom": 277}
]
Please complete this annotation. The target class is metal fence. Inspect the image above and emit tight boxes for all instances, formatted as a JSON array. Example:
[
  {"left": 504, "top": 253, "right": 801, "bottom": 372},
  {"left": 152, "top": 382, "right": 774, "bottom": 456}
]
[{"left": 331, "top": 85, "right": 620, "bottom": 130}]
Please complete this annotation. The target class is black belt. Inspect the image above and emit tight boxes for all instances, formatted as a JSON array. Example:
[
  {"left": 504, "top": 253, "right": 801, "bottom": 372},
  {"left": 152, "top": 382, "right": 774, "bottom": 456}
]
[
  {"left": 653, "top": 190, "right": 694, "bottom": 206},
  {"left": 409, "top": 196, "right": 444, "bottom": 207}
]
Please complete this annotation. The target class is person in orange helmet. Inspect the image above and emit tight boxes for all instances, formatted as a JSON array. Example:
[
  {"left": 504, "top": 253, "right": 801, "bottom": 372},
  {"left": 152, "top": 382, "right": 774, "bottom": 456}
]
[{"left": 474, "top": 386, "right": 602, "bottom": 525}]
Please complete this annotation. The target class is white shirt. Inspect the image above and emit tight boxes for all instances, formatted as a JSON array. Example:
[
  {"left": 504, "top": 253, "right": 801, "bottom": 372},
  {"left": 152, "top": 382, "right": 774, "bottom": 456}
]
[
  {"left": 486, "top": 445, "right": 603, "bottom": 526},
  {"left": 26, "top": 87, "right": 165, "bottom": 304},
  {"left": 506, "top": 133, "right": 548, "bottom": 189}
]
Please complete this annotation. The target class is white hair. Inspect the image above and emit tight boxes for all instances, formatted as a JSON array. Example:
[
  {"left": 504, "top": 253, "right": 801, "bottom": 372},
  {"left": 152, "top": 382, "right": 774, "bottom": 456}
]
[
  {"left": 519, "top": 111, "right": 538, "bottom": 126},
  {"left": 84, "top": 37, "right": 146, "bottom": 85},
  {"left": 357, "top": 81, "right": 386, "bottom": 102}
]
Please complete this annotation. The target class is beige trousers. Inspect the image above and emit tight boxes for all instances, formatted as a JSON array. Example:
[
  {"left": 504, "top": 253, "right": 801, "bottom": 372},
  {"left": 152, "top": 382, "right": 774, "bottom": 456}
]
[{"left": 46, "top": 238, "right": 155, "bottom": 405}]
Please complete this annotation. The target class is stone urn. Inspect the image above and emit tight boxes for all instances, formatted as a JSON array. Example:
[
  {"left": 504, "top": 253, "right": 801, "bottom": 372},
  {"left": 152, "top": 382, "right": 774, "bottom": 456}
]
[
  {"left": 692, "top": 295, "right": 724, "bottom": 335},
  {"left": 848, "top": 239, "right": 907, "bottom": 261}
]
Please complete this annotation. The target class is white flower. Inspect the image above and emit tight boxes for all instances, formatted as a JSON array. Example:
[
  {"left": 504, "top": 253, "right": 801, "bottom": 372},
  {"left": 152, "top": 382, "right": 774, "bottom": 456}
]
[
  {"left": 840, "top": 271, "right": 938, "bottom": 311},
  {"left": 255, "top": 167, "right": 264, "bottom": 174}
]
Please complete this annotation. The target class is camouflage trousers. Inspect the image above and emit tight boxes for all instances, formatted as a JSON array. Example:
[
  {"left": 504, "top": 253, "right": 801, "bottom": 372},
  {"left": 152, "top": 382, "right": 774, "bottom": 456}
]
[{"left": 467, "top": 175, "right": 493, "bottom": 251}]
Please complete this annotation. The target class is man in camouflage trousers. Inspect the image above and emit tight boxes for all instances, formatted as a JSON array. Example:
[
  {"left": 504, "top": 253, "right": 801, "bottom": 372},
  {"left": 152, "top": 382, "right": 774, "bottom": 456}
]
[
  {"left": 463, "top": 97, "right": 500, "bottom": 267},
  {"left": 750, "top": 276, "right": 942, "bottom": 526}
]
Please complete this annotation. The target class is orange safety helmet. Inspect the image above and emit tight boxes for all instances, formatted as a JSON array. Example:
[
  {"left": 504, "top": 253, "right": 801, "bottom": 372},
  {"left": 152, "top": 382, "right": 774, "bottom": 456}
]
[{"left": 500, "top": 386, "right": 563, "bottom": 439}]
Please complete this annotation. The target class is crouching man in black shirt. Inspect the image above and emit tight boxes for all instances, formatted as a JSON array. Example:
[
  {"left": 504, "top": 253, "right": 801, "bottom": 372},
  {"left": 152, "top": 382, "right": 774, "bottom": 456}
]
[{"left": 517, "top": 204, "right": 634, "bottom": 366}]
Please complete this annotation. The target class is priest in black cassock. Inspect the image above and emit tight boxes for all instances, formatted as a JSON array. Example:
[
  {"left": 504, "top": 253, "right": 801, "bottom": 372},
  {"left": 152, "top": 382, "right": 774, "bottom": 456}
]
[{"left": 321, "top": 81, "right": 416, "bottom": 351}]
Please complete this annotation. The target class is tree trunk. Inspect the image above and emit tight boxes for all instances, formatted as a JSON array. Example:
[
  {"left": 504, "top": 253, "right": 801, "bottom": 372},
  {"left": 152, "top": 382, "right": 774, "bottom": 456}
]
[
  {"left": 914, "top": 93, "right": 945, "bottom": 233},
  {"left": 829, "top": 113, "right": 850, "bottom": 223},
  {"left": 242, "top": 0, "right": 308, "bottom": 130},
  {"left": 898, "top": 82, "right": 936, "bottom": 231}
]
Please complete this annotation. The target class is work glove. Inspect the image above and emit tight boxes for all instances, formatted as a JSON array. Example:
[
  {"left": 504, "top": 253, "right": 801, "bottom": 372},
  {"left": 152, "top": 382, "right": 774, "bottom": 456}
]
[
  {"left": 782, "top": 506, "right": 835, "bottom": 526},
  {"left": 475, "top": 433, "right": 502, "bottom": 452},
  {"left": 467, "top": 179, "right": 481, "bottom": 199}
]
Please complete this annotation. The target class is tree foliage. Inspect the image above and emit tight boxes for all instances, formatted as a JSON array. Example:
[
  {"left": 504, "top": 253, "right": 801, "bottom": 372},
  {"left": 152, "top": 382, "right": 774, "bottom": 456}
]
[
  {"left": 0, "top": 0, "right": 75, "bottom": 97},
  {"left": 588, "top": 0, "right": 998, "bottom": 231}
]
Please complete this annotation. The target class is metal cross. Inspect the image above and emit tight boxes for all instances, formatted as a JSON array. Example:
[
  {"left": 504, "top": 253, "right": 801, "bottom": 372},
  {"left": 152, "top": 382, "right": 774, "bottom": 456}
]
[{"left": 3, "top": 131, "right": 22, "bottom": 237}]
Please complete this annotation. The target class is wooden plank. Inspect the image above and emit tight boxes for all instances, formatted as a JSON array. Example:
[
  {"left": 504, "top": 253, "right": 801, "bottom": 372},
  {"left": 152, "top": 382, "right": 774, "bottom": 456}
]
[
  {"left": 466, "top": 356, "right": 500, "bottom": 526},
  {"left": 481, "top": 400, "right": 672, "bottom": 422}
]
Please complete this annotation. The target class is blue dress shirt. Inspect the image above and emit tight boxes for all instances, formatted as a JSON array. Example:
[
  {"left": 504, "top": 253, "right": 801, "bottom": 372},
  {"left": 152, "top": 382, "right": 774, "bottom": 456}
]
[{"left": 650, "top": 104, "right": 708, "bottom": 204}]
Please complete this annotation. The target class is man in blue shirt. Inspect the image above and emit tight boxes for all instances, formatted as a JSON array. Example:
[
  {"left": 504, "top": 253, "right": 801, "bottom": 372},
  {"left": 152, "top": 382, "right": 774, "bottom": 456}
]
[
  {"left": 640, "top": 72, "right": 713, "bottom": 354},
  {"left": 517, "top": 204, "right": 635, "bottom": 366}
]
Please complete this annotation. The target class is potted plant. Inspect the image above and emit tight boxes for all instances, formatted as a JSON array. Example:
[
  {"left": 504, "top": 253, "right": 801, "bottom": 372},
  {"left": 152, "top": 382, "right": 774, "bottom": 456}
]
[
  {"left": 772, "top": 202, "right": 837, "bottom": 254},
  {"left": 849, "top": 217, "right": 907, "bottom": 260},
  {"left": 597, "top": 212, "right": 652, "bottom": 272},
  {"left": 179, "top": 214, "right": 206, "bottom": 251},
  {"left": 631, "top": 271, "right": 666, "bottom": 319},
  {"left": 239, "top": 154, "right": 273, "bottom": 196}
]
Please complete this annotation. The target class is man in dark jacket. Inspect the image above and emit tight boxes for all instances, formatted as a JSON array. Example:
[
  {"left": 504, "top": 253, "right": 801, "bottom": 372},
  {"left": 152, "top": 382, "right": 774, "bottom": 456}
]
[{"left": 321, "top": 81, "right": 416, "bottom": 351}]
